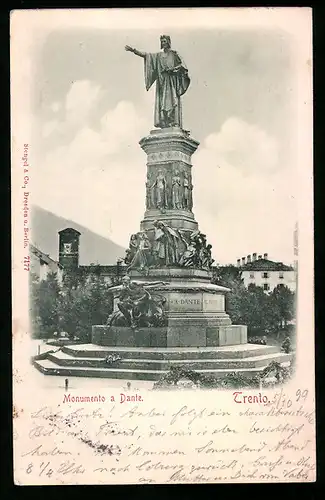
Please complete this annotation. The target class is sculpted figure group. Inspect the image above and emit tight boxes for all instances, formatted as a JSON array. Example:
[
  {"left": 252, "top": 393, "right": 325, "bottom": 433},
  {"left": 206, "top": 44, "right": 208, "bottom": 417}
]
[
  {"left": 107, "top": 276, "right": 167, "bottom": 328},
  {"left": 125, "top": 221, "right": 214, "bottom": 272},
  {"left": 146, "top": 168, "right": 193, "bottom": 211}
]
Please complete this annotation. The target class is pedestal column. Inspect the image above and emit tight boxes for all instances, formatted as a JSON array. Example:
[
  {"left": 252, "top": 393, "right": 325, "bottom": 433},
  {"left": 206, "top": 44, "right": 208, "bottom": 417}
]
[
  {"left": 120, "top": 127, "right": 247, "bottom": 347},
  {"left": 140, "top": 127, "right": 199, "bottom": 232}
]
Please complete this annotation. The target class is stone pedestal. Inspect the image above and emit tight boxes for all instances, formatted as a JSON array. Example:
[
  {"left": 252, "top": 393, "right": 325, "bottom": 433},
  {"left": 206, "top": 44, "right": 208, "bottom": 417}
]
[
  {"left": 123, "top": 267, "right": 247, "bottom": 347},
  {"left": 140, "top": 127, "right": 199, "bottom": 232},
  {"left": 101, "top": 127, "right": 248, "bottom": 350},
  {"left": 96, "top": 265, "right": 248, "bottom": 348}
]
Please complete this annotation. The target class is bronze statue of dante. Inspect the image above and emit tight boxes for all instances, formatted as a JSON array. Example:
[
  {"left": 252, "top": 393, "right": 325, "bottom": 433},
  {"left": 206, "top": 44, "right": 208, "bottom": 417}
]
[{"left": 125, "top": 35, "right": 190, "bottom": 128}]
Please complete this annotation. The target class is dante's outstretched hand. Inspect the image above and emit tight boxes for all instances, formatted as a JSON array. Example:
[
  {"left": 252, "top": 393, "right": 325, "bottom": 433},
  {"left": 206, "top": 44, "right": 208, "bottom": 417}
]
[{"left": 125, "top": 45, "right": 134, "bottom": 52}]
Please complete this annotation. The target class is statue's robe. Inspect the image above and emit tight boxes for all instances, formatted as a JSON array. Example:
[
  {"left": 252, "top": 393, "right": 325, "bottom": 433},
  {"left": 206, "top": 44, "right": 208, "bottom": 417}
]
[
  {"left": 128, "top": 236, "right": 151, "bottom": 270},
  {"left": 144, "top": 50, "right": 190, "bottom": 128},
  {"left": 172, "top": 175, "right": 182, "bottom": 209},
  {"left": 155, "top": 175, "right": 167, "bottom": 208},
  {"left": 183, "top": 176, "right": 191, "bottom": 209},
  {"left": 153, "top": 223, "right": 186, "bottom": 265}
]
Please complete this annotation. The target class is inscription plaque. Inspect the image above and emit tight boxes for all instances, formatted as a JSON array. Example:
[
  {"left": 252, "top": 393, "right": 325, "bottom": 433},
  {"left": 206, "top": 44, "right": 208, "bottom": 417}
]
[
  {"left": 167, "top": 292, "right": 202, "bottom": 312},
  {"left": 167, "top": 292, "right": 225, "bottom": 313},
  {"left": 203, "top": 293, "right": 224, "bottom": 312}
]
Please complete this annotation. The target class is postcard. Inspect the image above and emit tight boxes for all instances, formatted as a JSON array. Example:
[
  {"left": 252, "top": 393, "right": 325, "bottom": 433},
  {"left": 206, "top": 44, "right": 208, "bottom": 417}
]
[{"left": 11, "top": 8, "right": 315, "bottom": 485}]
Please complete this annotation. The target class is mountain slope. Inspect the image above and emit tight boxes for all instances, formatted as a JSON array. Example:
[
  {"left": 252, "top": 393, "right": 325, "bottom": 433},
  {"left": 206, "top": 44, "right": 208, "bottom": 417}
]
[{"left": 31, "top": 205, "right": 126, "bottom": 265}]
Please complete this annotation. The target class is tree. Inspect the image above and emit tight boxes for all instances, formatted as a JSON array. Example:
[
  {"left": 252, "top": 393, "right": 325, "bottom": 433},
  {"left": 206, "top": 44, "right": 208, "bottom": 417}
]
[
  {"left": 212, "top": 265, "right": 244, "bottom": 288},
  {"left": 30, "top": 267, "right": 114, "bottom": 341},
  {"left": 29, "top": 272, "right": 42, "bottom": 338},
  {"left": 212, "top": 265, "right": 247, "bottom": 325},
  {"left": 35, "top": 271, "right": 61, "bottom": 338},
  {"left": 58, "top": 267, "right": 114, "bottom": 342},
  {"left": 212, "top": 266, "right": 296, "bottom": 339},
  {"left": 271, "top": 284, "right": 295, "bottom": 330},
  {"left": 243, "top": 284, "right": 271, "bottom": 335}
]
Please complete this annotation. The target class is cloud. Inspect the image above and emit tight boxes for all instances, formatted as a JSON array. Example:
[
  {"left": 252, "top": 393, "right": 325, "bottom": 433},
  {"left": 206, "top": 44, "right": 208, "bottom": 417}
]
[
  {"left": 193, "top": 117, "right": 296, "bottom": 264},
  {"left": 35, "top": 94, "right": 296, "bottom": 266},
  {"left": 34, "top": 80, "right": 150, "bottom": 247},
  {"left": 100, "top": 100, "right": 149, "bottom": 156},
  {"left": 204, "top": 117, "right": 279, "bottom": 176},
  {"left": 42, "top": 80, "right": 149, "bottom": 151},
  {"left": 41, "top": 80, "right": 102, "bottom": 140},
  {"left": 65, "top": 80, "right": 101, "bottom": 125},
  {"left": 42, "top": 119, "right": 60, "bottom": 138},
  {"left": 50, "top": 102, "right": 61, "bottom": 113}
]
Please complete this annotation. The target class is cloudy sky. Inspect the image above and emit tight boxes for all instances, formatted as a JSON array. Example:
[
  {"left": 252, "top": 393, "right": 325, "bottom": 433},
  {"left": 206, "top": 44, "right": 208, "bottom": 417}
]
[{"left": 30, "top": 20, "right": 300, "bottom": 265}]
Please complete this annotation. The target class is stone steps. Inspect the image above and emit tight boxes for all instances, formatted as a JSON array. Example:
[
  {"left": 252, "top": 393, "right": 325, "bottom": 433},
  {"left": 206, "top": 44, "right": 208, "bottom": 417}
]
[
  {"left": 33, "top": 358, "right": 167, "bottom": 380},
  {"left": 33, "top": 351, "right": 292, "bottom": 381},
  {"left": 62, "top": 343, "right": 279, "bottom": 360},
  {"left": 48, "top": 350, "right": 290, "bottom": 370}
]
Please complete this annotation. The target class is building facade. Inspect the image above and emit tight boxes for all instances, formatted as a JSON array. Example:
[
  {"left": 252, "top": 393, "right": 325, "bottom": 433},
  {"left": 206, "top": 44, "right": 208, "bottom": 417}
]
[
  {"left": 30, "top": 244, "right": 63, "bottom": 282},
  {"left": 30, "top": 228, "right": 127, "bottom": 285},
  {"left": 236, "top": 253, "right": 296, "bottom": 293},
  {"left": 58, "top": 227, "right": 126, "bottom": 285}
]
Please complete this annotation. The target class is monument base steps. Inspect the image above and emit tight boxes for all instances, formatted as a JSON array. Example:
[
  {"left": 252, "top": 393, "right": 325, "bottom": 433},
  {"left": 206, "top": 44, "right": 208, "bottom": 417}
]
[{"left": 33, "top": 343, "right": 292, "bottom": 381}]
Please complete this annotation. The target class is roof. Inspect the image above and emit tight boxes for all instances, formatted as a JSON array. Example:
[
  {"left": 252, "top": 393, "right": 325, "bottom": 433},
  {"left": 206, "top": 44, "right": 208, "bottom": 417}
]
[
  {"left": 30, "top": 244, "right": 63, "bottom": 269},
  {"left": 241, "top": 259, "right": 294, "bottom": 271},
  {"left": 58, "top": 227, "right": 81, "bottom": 236}
]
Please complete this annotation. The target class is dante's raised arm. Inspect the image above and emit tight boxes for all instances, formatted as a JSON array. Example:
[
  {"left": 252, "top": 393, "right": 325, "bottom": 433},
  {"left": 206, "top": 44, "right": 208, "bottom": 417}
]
[{"left": 125, "top": 45, "right": 145, "bottom": 58}]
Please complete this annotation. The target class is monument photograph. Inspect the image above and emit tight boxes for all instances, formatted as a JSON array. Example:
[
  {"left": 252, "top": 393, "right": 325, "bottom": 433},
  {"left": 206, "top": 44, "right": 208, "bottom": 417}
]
[
  {"left": 26, "top": 26, "right": 299, "bottom": 388},
  {"left": 11, "top": 8, "right": 315, "bottom": 486}
]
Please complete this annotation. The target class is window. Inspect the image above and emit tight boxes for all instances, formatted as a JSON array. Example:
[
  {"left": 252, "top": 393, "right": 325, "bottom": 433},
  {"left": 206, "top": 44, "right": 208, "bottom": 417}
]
[
  {"left": 279, "top": 272, "right": 284, "bottom": 279},
  {"left": 250, "top": 272, "right": 255, "bottom": 279},
  {"left": 262, "top": 272, "right": 269, "bottom": 279},
  {"left": 263, "top": 283, "right": 270, "bottom": 291}
]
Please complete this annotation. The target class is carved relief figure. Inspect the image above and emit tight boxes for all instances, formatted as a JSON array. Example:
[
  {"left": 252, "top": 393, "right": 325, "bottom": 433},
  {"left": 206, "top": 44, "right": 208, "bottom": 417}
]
[
  {"left": 201, "top": 243, "right": 215, "bottom": 269},
  {"left": 125, "top": 35, "right": 190, "bottom": 129},
  {"left": 149, "top": 169, "right": 167, "bottom": 210},
  {"left": 146, "top": 173, "right": 153, "bottom": 209},
  {"left": 178, "top": 240, "right": 197, "bottom": 267},
  {"left": 125, "top": 226, "right": 214, "bottom": 270},
  {"left": 127, "top": 232, "right": 152, "bottom": 272},
  {"left": 152, "top": 220, "right": 184, "bottom": 266},
  {"left": 189, "top": 230, "right": 202, "bottom": 256},
  {"left": 124, "top": 233, "right": 139, "bottom": 265},
  {"left": 183, "top": 171, "right": 193, "bottom": 210},
  {"left": 175, "top": 230, "right": 214, "bottom": 269},
  {"left": 107, "top": 276, "right": 167, "bottom": 328},
  {"left": 117, "top": 277, "right": 148, "bottom": 328},
  {"left": 172, "top": 169, "right": 183, "bottom": 209}
]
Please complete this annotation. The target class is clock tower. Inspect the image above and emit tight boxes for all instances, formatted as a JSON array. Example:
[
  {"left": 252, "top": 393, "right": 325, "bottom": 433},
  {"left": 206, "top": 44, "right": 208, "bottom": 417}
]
[{"left": 58, "top": 228, "right": 81, "bottom": 270}]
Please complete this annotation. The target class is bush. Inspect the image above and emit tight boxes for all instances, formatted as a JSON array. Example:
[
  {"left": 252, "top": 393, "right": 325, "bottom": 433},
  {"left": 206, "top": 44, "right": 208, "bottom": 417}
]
[
  {"left": 30, "top": 268, "right": 114, "bottom": 340},
  {"left": 153, "top": 361, "right": 293, "bottom": 390},
  {"left": 248, "top": 336, "right": 267, "bottom": 345},
  {"left": 212, "top": 266, "right": 296, "bottom": 337},
  {"left": 281, "top": 336, "right": 292, "bottom": 353},
  {"left": 30, "top": 272, "right": 61, "bottom": 338}
]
